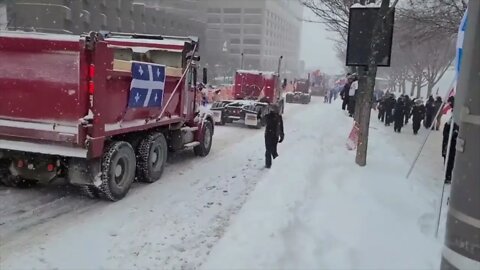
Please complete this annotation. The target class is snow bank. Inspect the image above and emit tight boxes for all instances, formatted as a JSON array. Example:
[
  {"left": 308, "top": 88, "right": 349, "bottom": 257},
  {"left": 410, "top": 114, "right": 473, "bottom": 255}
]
[{"left": 203, "top": 102, "right": 441, "bottom": 269}]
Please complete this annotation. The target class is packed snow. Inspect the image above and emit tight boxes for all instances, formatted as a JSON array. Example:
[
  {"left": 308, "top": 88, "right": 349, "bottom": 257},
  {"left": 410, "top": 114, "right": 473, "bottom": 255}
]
[{"left": 0, "top": 97, "right": 446, "bottom": 269}]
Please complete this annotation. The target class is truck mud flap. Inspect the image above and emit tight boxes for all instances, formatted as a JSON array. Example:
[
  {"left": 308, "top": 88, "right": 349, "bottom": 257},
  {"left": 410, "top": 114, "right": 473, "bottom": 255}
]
[
  {"left": 244, "top": 113, "right": 258, "bottom": 127},
  {"left": 212, "top": 110, "right": 222, "bottom": 123}
]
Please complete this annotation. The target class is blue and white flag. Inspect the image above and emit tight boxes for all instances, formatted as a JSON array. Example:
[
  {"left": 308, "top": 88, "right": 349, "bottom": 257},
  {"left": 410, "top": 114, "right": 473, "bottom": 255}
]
[
  {"left": 128, "top": 62, "right": 166, "bottom": 108},
  {"left": 455, "top": 8, "right": 468, "bottom": 79}
]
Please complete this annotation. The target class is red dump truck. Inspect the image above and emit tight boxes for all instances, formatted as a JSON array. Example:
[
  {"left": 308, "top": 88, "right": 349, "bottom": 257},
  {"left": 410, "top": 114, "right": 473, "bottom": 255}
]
[
  {"left": 0, "top": 31, "right": 214, "bottom": 201},
  {"left": 286, "top": 76, "right": 311, "bottom": 104},
  {"left": 310, "top": 69, "right": 328, "bottom": 96},
  {"left": 210, "top": 57, "right": 285, "bottom": 129}
]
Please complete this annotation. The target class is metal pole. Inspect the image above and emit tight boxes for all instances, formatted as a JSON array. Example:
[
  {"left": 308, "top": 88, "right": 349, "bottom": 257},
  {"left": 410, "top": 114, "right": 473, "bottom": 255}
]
[
  {"left": 441, "top": 2, "right": 480, "bottom": 269},
  {"left": 435, "top": 115, "right": 455, "bottom": 238},
  {"left": 240, "top": 53, "right": 244, "bottom": 70}
]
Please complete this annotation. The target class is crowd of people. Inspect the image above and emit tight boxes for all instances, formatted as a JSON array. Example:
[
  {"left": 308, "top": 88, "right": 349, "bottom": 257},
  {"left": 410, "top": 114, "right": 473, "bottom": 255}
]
[
  {"left": 335, "top": 73, "right": 457, "bottom": 184},
  {"left": 376, "top": 94, "right": 445, "bottom": 135}
]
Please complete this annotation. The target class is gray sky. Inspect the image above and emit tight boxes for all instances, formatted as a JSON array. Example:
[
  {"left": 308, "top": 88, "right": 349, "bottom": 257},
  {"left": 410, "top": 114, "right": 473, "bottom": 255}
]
[{"left": 300, "top": 7, "right": 343, "bottom": 75}]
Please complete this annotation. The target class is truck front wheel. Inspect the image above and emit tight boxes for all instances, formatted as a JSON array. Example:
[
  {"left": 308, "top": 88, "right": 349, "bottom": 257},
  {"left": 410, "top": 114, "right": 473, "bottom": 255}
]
[
  {"left": 136, "top": 132, "right": 168, "bottom": 183},
  {"left": 98, "top": 141, "right": 136, "bottom": 201},
  {"left": 194, "top": 121, "right": 213, "bottom": 157}
]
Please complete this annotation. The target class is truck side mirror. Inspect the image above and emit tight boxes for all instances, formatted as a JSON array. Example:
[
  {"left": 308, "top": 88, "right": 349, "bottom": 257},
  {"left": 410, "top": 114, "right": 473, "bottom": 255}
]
[{"left": 203, "top": 68, "right": 208, "bottom": 84}]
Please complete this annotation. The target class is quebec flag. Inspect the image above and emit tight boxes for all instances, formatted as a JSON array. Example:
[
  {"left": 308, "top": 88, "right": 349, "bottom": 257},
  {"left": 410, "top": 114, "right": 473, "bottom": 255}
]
[
  {"left": 455, "top": 8, "right": 468, "bottom": 79},
  {"left": 128, "top": 62, "right": 166, "bottom": 108}
]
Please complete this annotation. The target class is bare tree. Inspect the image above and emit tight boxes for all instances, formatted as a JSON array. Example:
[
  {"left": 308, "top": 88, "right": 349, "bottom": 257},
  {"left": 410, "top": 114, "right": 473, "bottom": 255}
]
[{"left": 399, "top": 0, "right": 467, "bottom": 37}]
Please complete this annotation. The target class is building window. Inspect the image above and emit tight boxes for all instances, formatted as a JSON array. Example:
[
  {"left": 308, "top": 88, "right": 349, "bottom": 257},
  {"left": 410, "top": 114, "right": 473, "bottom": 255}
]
[
  {"left": 244, "top": 15, "right": 263, "bottom": 25},
  {"left": 230, "top": 48, "right": 240, "bottom": 54},
  {"left": 223, "top": 8, "right": 242, "bottom": 14},
  {"left": 243, "top": 38, "right": 261, "bottom": 45},
  {"left": 245, "top": 8, "right": 262, "bottom": 14},
  {"left": 230, "top": 38, "right": 241, "bottom": 44},
  {"left": 244, "top": 48, "right": 261, "bottom": 55},
  {"left": 225, "top": 28, "right": 241, "bottom": 34},
  {"left": 207, "top": 17, "right": 221, "bottom": 23},
  {"left": 208, "top": 8, "right": 221, "bottom": 14},
  {"left": 224, "top": 17, "right": 241, "bottom": 24},
  {"left": 244, "top": 27, "right": 262, "bottom": 35}
]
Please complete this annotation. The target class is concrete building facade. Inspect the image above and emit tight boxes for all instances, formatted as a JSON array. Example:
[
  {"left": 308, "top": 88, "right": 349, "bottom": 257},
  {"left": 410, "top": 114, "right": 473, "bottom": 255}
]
[{"left": 205, "top": 0, "right": 303, "bottom": 76}]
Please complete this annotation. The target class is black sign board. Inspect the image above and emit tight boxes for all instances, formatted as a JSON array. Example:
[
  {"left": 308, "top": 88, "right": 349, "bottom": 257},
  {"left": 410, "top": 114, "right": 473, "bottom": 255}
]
[{"left": 346, "top": 7, "right": 395, "bottom": 67}]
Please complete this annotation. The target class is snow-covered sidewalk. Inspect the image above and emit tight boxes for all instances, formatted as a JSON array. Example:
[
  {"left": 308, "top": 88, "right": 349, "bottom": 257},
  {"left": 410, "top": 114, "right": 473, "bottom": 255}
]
[{"left": 203, "top": 102, "right": 442, "bottom": 269}]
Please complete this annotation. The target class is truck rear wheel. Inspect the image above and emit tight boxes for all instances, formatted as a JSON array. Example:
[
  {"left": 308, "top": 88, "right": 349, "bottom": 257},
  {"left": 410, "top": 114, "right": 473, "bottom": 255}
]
[
  {"left": 136, "top": 132, "right": 168, "bottom": 183},
  {"left": 98, "top": 141, "right": 136, "bottom": 201},
  {"left": 194, "top": 121, "right": 213, "bottom": 157}
]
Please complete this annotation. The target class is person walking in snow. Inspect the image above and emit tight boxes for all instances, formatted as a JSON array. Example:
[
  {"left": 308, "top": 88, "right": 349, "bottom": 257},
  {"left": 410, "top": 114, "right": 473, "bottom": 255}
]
[
  {"left": 442, "top": 97, "right": 458, "bottom": 184},
  {"left": 377, "top": 96, "right": 386, "bottom": 122},
  {"left": 393, "top": 96, "right": 406, "bottom": 133},
  {"left": 424, "top": 96, "right": 435, "bottom": 129},
  {"left": 411, "top": 99, "right": 425, "bottom": 135},
  {"left": 264, "top": 104, "right": 284, "bottom": 169},
  {"left": 403, "top": 95, "right": 412, "bottom": 125},
  {"left": 384, "top": 93, "right": 396, "bottom": 126},
  {"left": 340, "top": 75, "right": 353, "bottom": 111},
  {"left": 347, "top": 75, "right": 358, "bottom": 117}
]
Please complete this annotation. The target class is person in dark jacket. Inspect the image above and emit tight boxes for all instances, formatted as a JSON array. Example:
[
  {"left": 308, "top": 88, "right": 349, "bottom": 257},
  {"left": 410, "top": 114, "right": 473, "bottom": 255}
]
[
  {"left": 264, "top": 104, "right": 284, "bottom": 169},
  {"left": 442, "top": 97, "right": 458, "bottom": 184},
  {"left": 442, "top": 97, "right": 460, "bottom": 184},
  {"left": 393, "top": 96, "right": 406, "bottom": 132},
  {"left": 404, "top": 95, "right": 412, "bottom": 125},
  {"left": 424, "top": 96, "right": 435, "bottom": 129},
  {"left": 384, "top": 94, "right": 396, "bottom": 126},
  {"left": 433, "top": 96, "right": 443, "bottom": 130},
  {"left": 410, "top": 99, "right": 425, "bottom": 135},
  {"left": 340, "top": 76, "right": 353, "bottom": 111},
  {"left": 377, "top": 96, "right": 386, "bottom": 122}
]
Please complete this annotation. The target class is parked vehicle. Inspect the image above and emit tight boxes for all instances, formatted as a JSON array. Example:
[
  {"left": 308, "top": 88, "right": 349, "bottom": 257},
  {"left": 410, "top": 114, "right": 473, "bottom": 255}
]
[
  {"left": 286, "top": 76, "right": 311, "bottom": 104},
  {"left": 310, "top": 69, "right": 328, "bottom": 96},
  {"left": 0, "top": 31, "right": 214, "bottom": 201},
  {"left": 210, "top": 56, "right": 285, "bottom": 129}
]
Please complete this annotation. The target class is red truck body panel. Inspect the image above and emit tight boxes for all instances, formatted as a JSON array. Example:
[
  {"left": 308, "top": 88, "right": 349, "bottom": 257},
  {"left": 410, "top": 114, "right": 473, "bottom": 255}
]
[
  {"left": 0, "top": 32, "right": 197, "bottom": 159},
  {"left": 233, "top": 70, "right": 280, "bottom": 104}
]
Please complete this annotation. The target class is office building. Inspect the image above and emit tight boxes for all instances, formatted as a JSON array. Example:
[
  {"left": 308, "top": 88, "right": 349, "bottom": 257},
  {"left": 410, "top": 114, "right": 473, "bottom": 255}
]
[{"left": 205, "top": 0, "right": 303, "bottom": 77}]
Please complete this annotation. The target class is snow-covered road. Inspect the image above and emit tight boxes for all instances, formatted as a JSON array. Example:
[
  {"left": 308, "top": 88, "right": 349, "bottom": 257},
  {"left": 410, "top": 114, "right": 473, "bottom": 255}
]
[
  {"left": 0, "top": 97, "right": 445, "bottom": 269},
  {"left": 0, "top": 100, "right": 307, "bottom": 269}
]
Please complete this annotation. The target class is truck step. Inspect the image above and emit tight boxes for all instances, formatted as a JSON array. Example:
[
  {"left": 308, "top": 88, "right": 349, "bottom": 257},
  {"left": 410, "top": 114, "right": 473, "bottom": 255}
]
[
  {"left": 181, "top": 127, "right": 198, "bottom": 132},
  {"left": 184, "top": 142, "right": 200, "bottom": 148}
]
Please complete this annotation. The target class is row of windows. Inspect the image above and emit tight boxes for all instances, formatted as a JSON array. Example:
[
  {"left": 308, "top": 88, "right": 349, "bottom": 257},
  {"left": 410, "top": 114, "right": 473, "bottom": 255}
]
[
  {"left": 224, "top": 27, "right": 262, "bottom": 35},
  {"left": 208, "top": 8, "right": 263, "bottom": 15},
  {"left": 207, "top": 15, "right": 263, "bottom": 25},
  {"left": 229, "top": 48, "right": 261, "bottom": 55},
  {"left": 230, "top": 38, "right": 261, "bottom": 45}
]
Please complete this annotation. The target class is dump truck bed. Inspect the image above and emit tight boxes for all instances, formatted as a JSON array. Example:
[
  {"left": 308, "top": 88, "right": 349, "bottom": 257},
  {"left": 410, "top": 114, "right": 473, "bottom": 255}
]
[{"left": 0, "top": 31, "right": 193, "bottom": 158}]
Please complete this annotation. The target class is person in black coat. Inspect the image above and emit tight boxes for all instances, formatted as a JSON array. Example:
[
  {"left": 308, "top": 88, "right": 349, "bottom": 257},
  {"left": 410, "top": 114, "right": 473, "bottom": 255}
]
[
  {"left": 442, "top": 97, "right": 458, "bottom": 184},
  {"left": 410, "top": 99, "right": 425, "bottom": 135},
  {"left": 377, "top": 96, "right": 386, "bottom": 122},
  {"left": 393, "top": 97, "right": 406, "bottom": 133},
  {"left": 384, "top": 94, "right": 396, "bottom": 126},
  {"left": 424, "top": 96, "right": 435, "bottom": 129},
  {"left": 264, "top": 104, "right": 284, "bottom": 169},
  {"left": 404, "top": 95, "right": 412, "bottom": 125},
  {"left": 340, "top": 76, "right": 353, "bottom": 111}
]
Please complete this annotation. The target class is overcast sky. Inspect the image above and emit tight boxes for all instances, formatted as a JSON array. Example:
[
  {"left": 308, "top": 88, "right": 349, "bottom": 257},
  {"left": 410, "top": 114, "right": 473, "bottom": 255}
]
[{"left": 300, "top": 7, "right": 344, "bottom": 75}]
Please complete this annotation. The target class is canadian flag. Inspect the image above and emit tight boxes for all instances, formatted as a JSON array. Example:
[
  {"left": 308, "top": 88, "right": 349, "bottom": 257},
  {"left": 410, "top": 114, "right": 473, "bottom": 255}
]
[{"left": 442, "top": 86, "right": 456, "bottom": 114}]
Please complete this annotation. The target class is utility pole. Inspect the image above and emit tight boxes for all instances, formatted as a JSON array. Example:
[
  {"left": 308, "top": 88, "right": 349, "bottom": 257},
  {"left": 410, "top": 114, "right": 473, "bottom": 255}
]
[
  {"left": 441, "top": 2, "right": 480, "bottom": 270},
  {"left": 355, "top": 0, "right": 391, "bottom": 166}
]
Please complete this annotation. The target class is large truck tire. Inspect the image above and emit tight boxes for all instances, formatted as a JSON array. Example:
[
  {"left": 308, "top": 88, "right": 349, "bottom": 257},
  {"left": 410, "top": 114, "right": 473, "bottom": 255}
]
[
  {"left": 136, "top": 132, "right": 168, "bottom": 183},
  {"left": 194, "top": 121, "right": 213, "bottom": 157},
  {"left": 98, "top": 141, "right": 136, "bottom": 201}
]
